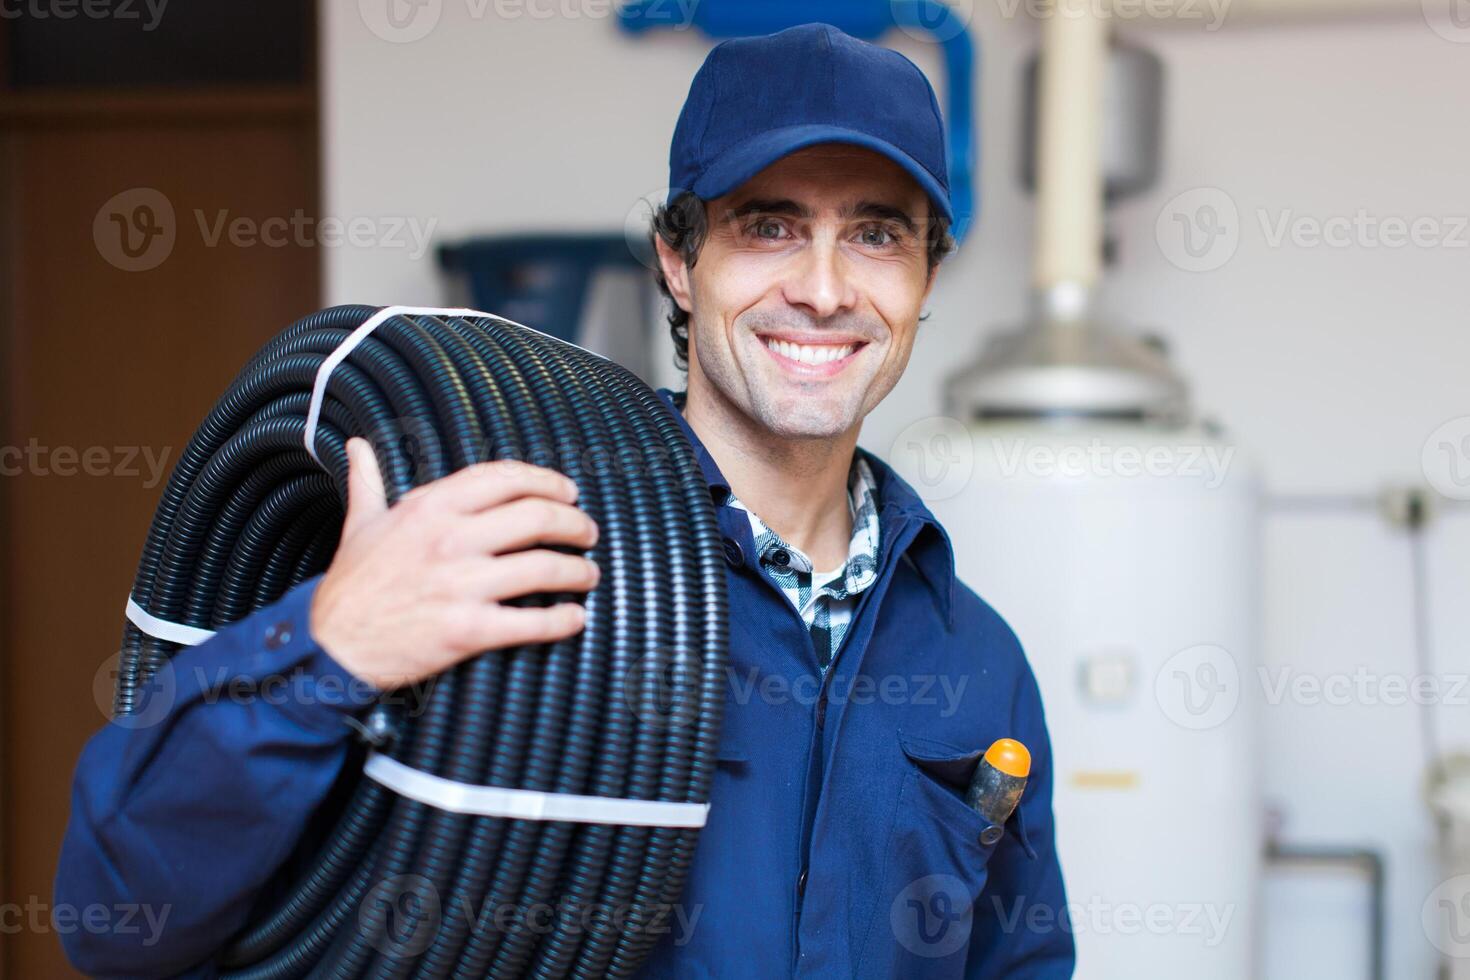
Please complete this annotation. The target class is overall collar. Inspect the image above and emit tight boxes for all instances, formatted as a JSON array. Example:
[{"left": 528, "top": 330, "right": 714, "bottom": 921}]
[{"left": 656, "top": 388, "right": 956, "bottom": 628}]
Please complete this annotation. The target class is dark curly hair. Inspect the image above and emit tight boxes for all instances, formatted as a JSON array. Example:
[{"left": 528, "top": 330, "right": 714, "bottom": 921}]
[{"left": 648, "top": 190, "right": 956, "bottom": 371}]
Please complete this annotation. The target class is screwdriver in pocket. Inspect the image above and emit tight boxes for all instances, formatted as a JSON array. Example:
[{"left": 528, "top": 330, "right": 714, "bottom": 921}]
[{"left": 965, "top": 738, "right": 1031, "bottom": 845}]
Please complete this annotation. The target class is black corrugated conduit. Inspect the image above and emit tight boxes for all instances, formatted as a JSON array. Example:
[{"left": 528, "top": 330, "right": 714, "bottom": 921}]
[{"left": 112, "top": 305, "right": 727, "bottom": 978}]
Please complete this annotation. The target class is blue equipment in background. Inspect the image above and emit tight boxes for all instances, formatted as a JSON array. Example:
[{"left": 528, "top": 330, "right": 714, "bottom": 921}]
[
  {"left": 439, "top": 234, "right": 642, "bottom": 343},
  {"left": 617, "top": 0, "right": 978, "bottom": 239},
  {"left": 439, "top": 234, "right": 668, "bottom": 385}
]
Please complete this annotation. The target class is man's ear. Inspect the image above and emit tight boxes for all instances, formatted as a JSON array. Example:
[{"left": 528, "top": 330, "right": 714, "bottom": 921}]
[
  {"left": 922, "top": 261, "right": 939, "bottom": 306},
  {"left": 918, "top": 209, "right": 944, "bottom": 308},
  {"left": 654, "top": 234, "right": 694, "bottom": 314}
]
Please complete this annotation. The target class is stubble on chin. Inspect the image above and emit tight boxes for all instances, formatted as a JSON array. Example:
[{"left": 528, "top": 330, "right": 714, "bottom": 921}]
[{"left": 743, "top": 384, "right": 868, "bottom": 442}]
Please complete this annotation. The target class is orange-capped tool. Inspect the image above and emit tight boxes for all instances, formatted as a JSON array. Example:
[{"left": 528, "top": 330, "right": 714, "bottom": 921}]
[{"left": 965, "top": 738, "right": 1031, "bottom": 844}]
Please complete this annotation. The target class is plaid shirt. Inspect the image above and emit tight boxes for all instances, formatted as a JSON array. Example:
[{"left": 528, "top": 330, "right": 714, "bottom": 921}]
[{"left": 726, "top": 456, "right": 881, "bottom": 670}]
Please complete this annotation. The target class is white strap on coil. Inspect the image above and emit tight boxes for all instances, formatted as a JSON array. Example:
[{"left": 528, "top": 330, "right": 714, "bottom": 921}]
[
  {"left": 303, "top": 306, "right": 482, "bottom": 466},
  {"left": 125, "top": 596, "right": 218, "bottom": 647},
  {"left": 302, "top": 304, "right": 608, "bottom": 467},
  {"left": 363, "top": 751, "right": 711, "bottom": 828}
]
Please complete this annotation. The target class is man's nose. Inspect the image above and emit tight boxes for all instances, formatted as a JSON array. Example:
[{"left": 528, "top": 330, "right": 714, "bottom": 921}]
[{"left": 781, "top": 239, "right": 858, "bottom": 320}]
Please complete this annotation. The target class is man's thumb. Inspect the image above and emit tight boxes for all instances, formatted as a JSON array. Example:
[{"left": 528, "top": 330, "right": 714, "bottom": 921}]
[{"left": 342, "top": 437, "right": 388, "bottom": 536}]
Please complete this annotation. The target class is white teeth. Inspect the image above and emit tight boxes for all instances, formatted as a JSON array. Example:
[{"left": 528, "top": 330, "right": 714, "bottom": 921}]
[{"left": 763, "top": 338, "right": 856, "bottom": 365}]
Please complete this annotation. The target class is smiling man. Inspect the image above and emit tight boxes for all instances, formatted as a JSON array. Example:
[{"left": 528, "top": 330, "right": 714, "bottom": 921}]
[
  {"left": 57, "top": 21, "right": 1071, "bottom": 980},
  {"left": 633, "top": 24, "right": 1073, "bottom": 977}
]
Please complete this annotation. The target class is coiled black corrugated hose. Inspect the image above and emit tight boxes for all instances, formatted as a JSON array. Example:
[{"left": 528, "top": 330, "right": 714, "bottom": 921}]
[{"left": 111, "top": 306, "right": 727, "bottom": 979}]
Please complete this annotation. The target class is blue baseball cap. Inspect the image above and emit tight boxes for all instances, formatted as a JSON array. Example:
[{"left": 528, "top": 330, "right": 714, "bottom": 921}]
[{"left": 666, "top": 22, "right": 953, "bottom": 224}]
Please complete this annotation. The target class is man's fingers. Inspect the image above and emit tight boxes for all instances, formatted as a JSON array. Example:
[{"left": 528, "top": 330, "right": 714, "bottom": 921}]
[
  {"left": 471, "top": 603, "right": 588, "bottom": 650},
  {"left": 449, "top": 498, "right": 598, "bottom": 557},
  {"left": 420, "top": 461, "right": 577, "bottom": 515},
  {"left": 342, "top": 437, "right": 388, "bottom": 537},
  {"left": 457, "top": 551, "right": 600, "bottom": 601}
]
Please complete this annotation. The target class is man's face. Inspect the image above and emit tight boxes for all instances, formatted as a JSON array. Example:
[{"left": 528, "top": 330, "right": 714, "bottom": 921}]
[{"left": 660, "top": 144, "right": 938, "bottom": 441}]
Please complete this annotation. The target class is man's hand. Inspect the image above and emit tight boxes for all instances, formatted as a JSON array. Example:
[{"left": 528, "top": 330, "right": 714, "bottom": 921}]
[{"left": 310, "top": 437, "right": 600, "bottom": 690}]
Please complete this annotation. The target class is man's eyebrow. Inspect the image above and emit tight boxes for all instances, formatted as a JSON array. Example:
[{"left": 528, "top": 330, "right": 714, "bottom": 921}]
[
  {"left": 720, "top": 198, "right": 811, "bottom": 220},
  {"left": 841, "top": 201, "right": 919, "bottom": 234},
  {"left": 717, "top": 198, "right": 920, "bottom": 233}
]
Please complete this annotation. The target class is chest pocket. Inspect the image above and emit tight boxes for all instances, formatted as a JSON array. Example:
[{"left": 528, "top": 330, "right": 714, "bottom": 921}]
[{"left": 857, "top": 731, "right": 1038, "bottom": 978}]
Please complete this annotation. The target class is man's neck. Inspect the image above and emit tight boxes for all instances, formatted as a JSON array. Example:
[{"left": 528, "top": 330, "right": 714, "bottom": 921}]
[{"left": 683, "top": 377, "right": 859, "bottom": 572}]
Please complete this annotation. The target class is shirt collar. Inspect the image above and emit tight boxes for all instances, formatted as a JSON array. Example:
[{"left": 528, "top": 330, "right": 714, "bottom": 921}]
[
  {"left": 656, "top": 388, "right": 956, "bottom": 627},
  {"left": 728, "top": 454, "right": 881, "bottom": 593},
  {"left": 856, "top": 445, "right": 958, "bottom": 629},
  {"left": 659, "top": 388, "right": 732, "bottom": 505}
]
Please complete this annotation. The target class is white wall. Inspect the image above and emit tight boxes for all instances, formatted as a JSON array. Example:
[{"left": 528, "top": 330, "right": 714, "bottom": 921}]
[{"left": 323, "top": 4, "right": 1470, "bottom": 976}]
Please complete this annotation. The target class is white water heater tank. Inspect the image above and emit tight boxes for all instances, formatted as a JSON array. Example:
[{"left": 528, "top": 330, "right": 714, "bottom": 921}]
[{"left": 908, "top": 418, "right": 1260, "bottom": 978}]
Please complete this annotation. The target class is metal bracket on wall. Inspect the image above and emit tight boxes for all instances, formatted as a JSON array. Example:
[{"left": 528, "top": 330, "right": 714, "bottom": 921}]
[{"left": 617, "top": 0, "right": 978, "bottom": 241}]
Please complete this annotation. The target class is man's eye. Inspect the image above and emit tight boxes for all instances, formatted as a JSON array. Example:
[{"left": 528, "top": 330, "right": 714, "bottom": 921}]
[
  {"left": 750, "top": 219, "right": 785, "bottom": 241},
  {"left": 857, "top": 224, "right": 899, "bottom": 247}
]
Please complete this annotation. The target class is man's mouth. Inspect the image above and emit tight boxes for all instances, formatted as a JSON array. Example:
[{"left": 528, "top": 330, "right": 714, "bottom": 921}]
[{"left": 757, "top": 334, "right": 867, "bottom": 375}]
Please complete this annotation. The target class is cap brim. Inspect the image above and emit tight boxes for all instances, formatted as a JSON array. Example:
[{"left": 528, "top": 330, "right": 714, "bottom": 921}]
[{"left": 687, "top": 123, "right": 954, "bottom": 224}]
